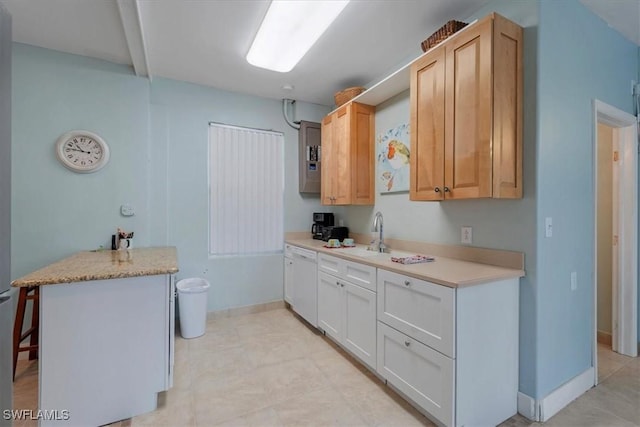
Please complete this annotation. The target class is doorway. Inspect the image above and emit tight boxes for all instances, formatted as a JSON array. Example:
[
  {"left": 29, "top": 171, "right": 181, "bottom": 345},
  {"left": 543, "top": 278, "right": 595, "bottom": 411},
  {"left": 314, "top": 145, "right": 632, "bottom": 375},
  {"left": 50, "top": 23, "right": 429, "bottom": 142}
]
[{"left": 592, "top": 100, "right": 638, "bottom": 386}]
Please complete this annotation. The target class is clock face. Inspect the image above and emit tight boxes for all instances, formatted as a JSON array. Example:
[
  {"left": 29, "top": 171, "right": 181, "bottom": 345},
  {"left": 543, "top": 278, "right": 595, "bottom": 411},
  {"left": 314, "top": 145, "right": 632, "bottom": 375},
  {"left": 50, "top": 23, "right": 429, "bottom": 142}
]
[{"left": 55, "top": 131, "right": 110, "bottom": 173}]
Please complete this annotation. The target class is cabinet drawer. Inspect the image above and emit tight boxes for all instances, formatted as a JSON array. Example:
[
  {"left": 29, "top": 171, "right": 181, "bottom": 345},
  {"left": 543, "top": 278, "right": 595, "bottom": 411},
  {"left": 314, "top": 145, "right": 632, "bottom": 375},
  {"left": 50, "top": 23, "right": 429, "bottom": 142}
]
[
  {"left": 318, "top": 254, "right": 376, "bottom": 292},
  {"left": 377, "top": 269, "right": 455, "bottom": 358},
  {"left": 343, "top": 259, "right": 376, "bottom": 292},
  {"left": 377, "top": 322, "right": 454, "bottom": 427},
  {"left": 318, "top": 253, "right": 341, "bottom": 276}
]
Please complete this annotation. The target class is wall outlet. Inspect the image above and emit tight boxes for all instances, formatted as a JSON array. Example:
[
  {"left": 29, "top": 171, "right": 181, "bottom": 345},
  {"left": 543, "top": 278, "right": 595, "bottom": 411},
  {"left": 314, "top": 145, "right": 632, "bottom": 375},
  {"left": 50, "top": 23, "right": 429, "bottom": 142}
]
[
  {"left": 120, "top": 204, "right": 135, "bottom": 217},
  {"left": 570, "top": 271, "right": 577, "bottom": 291},
  {"left": 461, "top": 226, "right": 472, "bottom": 245},
  {"left": 545, "top": 217, "right": 553, "bottom": 237}
]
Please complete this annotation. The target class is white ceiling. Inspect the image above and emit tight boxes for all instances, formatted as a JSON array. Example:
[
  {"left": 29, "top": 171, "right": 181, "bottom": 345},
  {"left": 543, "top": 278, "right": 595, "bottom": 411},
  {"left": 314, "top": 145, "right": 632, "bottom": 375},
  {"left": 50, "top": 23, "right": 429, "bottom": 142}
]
[{"left": 1, "top": 0, "right": 639, "bottom": 107}]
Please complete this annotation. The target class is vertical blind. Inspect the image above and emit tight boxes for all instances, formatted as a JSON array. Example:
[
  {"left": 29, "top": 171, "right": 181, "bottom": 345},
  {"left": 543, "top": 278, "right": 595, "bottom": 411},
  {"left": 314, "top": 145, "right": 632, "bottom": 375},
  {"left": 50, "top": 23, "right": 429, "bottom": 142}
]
[{"left": 208, "top": 123, "right": 284, "bottom": 255}]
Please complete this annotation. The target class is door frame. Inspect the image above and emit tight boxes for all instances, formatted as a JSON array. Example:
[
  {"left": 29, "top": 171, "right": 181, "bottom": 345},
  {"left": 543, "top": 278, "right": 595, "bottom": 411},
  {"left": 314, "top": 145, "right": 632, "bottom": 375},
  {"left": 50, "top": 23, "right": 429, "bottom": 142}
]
[{"left": 592, "top": 99, "right": 638, "bottom": 385}]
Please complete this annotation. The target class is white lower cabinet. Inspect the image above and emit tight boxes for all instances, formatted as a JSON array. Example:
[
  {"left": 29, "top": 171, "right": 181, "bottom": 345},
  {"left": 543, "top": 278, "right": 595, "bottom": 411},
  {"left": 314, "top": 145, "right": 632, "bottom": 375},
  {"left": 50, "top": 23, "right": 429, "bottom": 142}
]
[
  {"left": 377, "top": 321, "right": 454, "bottom": 426},
  {"left": 284, "top": 255, "right": 293, "bottom": 304},
  {"left": 377, "top": 269, "right": 455, "bottom": 358},
  {"left": 377, "top": 269, "right": 519, "bottom": 427},
  {"left": 317, "top": 255, "right": 377, "bottom": 369}
]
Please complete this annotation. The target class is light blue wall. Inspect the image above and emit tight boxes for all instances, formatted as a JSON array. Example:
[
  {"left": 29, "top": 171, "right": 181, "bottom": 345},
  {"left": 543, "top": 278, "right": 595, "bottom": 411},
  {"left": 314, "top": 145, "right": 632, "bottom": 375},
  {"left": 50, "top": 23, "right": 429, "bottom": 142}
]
[
  {"left": 149, "top": 78, "right": 329, "bottom": 310},
  {"left": 11, "top": 44, "right": 151, "bottom": 279},
  {"left": 11, "top": 44, "right": 329, "bottom": 312},
  {"left": 336, "top": 0, "right": 540, "bottom": 396},
  {"left": 536, "top": 0, "right": 638, "bottom": 398}
]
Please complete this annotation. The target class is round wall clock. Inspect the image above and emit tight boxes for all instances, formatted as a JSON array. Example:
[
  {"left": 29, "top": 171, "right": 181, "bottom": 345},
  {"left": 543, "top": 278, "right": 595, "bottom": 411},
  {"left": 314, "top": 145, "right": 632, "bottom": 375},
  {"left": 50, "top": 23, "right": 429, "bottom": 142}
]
[{"left": 55, "top": 130, "right": 110, "bottom": 173}]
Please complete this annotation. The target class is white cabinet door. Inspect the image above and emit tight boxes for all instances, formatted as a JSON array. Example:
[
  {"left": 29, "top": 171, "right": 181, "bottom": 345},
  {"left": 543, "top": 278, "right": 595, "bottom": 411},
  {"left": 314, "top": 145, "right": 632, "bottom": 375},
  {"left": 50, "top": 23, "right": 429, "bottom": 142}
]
[
  {"left": 377, "top": 269, "right": 455, "bottom": 358},
  {"left": 317, "top": 271, "right": 343, "bottom": 341},
  {"left": 284, "top": 257, "right": 294, "bottom": 304},
  {"left": 343, "top": 282, "right": 377, "bottom": 369},
  {"left": 377, "top": 322, "right": 454, "bottom": 427}
]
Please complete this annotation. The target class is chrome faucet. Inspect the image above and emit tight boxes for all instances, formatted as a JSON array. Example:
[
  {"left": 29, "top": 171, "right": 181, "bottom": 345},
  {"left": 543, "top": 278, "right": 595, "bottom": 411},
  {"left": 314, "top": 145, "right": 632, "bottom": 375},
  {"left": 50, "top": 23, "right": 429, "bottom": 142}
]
[{"left": 371, "top": 211, "right": 387, "bottom": 253}]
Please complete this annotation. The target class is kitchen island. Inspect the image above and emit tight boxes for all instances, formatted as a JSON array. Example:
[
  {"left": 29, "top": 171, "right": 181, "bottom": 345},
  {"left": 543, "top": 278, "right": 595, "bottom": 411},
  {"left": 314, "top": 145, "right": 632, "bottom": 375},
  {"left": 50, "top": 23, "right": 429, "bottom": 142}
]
[{"left": 12, "top": 247, "right": 178, "bottom": 427}]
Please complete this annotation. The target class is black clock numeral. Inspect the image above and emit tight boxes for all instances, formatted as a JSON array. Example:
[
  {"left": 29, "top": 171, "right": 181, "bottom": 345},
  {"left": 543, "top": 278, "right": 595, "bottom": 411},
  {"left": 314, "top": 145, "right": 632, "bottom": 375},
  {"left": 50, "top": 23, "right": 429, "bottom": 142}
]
[
  {"left": 73, "top": 138, "right": 78, "bottom": 143},
  {"left": 73, "top": 159, "right": 78, "bottom": 163},
  {"left": 94, "top": 156, "right": 99, "bottom": 160},
  {"left": 67, "top": 154, "right": 73, "bottom": 159},
  {"left": 65, "top": 148, "right": 71, "bottom": 152},
  {"left": 81, "top": 161, "right": 86, "bottom": 165}
]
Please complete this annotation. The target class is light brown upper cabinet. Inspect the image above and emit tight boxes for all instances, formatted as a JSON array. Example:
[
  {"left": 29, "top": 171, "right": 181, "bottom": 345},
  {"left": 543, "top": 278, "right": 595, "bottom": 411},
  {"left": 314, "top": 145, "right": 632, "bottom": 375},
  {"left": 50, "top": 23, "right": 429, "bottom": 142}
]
[
  {"left": 410, "top": 13, "right": 522, "bottom": 201},
  {"left": 321, "top": 102, "right": 376, "bottom": 205}
]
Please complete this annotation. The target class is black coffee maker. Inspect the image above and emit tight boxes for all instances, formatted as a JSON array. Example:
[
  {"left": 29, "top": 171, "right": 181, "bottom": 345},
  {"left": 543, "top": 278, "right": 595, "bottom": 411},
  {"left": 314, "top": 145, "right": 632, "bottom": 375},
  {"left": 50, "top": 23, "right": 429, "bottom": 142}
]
[{"left": 312, "top": 212, "right": 334, "bottom": 240}]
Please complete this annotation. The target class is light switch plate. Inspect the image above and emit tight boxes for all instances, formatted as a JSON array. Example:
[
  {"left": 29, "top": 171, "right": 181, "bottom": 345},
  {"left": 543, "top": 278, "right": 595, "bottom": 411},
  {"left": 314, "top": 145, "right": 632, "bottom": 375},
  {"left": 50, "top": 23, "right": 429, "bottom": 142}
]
[{"left": 120, "top": 204, "right": 135, "bottom": 217}]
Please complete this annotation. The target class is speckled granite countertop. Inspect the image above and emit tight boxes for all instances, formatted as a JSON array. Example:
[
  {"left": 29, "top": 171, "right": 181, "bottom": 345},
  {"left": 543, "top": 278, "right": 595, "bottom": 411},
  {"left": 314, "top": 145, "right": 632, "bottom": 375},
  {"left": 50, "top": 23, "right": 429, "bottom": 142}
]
[{"left": 12, "top": 247, "right": 179, "bottom": 287}]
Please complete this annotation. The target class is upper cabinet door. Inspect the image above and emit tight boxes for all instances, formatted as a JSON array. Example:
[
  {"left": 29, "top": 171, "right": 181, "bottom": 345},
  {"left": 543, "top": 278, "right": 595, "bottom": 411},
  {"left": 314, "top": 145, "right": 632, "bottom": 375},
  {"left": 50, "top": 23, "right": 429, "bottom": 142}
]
[
  {"left": 320, "top": 114, "right": 335, "bottom": 205},
  {"left": 333, "top": 106, "right": 352, "bottom": 205},
  {"left": 410, "top": 48, "right": 446, "bottom": 201},
  {"left": 320, "top": 102, "right": 375, "bottom": 206},
  {"left": 444, "top": 17, "right": 493, "bottom": 199},
  {"left": 491, "top": 14, "right": 523, "bottom": 198},
  {"left": 350, "top": 102, "right": 375, "bottom": 205}
]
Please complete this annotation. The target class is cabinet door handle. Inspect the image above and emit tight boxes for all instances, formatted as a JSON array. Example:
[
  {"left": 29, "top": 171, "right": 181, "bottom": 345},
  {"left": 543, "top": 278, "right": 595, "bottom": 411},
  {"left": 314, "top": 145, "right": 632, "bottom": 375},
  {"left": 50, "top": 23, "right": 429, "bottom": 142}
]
[
  {"left": 404, "top": 341, "right": 411, "bottom": 347},
  {"left": 434, "top": 187, "right": 440, "bottom": 193},
  {"left": 444, "top": 186, "right": 450, "bottom": 193},
  {"left": 404, "top": 280, "right": 411, "bottom": 287}
]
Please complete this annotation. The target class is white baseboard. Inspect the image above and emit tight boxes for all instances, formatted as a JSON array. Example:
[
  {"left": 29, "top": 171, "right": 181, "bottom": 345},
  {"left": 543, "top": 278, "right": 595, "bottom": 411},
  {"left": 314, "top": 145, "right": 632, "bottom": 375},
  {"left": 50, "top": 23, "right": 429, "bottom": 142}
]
[
  {"left": 517, "top": 367, "right": 595, "bottom": 422},
  {"left": 517, "top": 392, "right": 537, "bottom": 420}
]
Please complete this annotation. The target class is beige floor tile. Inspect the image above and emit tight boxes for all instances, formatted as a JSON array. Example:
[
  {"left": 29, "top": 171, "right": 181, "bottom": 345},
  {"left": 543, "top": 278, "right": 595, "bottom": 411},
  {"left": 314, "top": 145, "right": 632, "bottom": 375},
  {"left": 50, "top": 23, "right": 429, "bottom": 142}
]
[
  {"left": 130, "top": 389, "right": 195, "bottom": 426},
  {"left": 598, "top": 344, "right": 635, "bottom": 382},
  {"left": 254, "top": 357, "right": 331, "bottom": 406},
  {"left": 582, "top": 379, "right": 640, "bottom": 425},
  {"left": 192, "top": 374, "right": 272, "bottom": 425},
  {"left": 190, "top": 346, "right": 257, "bottom": 391},
  {"left": 172, "top": 357, "right": 193, "bottom": 390},
  {"left": 543, "top": 389, "right": 638, "bottom": 427},
  {"left": 272, "top": 386, "right": 367, "bottom": 427},
  {"left": 242, "top": 332, "right": 312, "bottom": 367},
  {"left": 214, "top": 407, "right": 283, "bottom": 427},
  {"left": 343, "top": 380, "right": 433, "bottom": 427},
  {"left": 188, "top": 327, "right": 243, "bottom": 355}
]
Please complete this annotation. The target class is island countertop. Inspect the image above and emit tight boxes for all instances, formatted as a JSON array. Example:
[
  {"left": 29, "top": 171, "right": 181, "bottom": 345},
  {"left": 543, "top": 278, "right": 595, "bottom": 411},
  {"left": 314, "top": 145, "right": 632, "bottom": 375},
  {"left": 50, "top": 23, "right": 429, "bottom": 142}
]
[{"left": 11, "top": 246, "right": 179, "bottom": 287}]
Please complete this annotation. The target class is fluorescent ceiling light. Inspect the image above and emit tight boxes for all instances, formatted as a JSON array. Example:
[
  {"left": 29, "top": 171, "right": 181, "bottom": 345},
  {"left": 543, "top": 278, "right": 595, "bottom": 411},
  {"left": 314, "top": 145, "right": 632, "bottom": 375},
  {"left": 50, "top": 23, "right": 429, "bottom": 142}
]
[{"left": 246, "top": 0, "right": 350, "bottom": 73}]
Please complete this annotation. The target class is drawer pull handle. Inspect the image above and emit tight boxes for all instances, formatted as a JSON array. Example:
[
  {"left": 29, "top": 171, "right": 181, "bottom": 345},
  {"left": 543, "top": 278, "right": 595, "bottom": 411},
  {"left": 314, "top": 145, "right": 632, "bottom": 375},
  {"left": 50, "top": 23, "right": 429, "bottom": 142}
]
[
  {"left": 404, "top": 280, "right": 411, "bottom": 286},
  {"left": 404, "top": 341, "right": 411, "bottom": 347}
]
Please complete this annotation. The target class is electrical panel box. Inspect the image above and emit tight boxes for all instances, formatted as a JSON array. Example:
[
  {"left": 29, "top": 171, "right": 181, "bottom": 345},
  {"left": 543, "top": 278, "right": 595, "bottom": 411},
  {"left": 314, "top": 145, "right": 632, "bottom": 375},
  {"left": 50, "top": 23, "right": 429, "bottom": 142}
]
[{"left": 299, "top": 120, "right": 321, "bottom": 194}]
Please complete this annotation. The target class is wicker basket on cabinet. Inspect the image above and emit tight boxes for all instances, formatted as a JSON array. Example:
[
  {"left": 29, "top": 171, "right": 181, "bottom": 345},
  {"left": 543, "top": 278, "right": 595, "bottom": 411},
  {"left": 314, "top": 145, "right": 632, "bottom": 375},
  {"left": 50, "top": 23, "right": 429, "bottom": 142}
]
[
  {"left": 334, "top": 86, "right": 366, "bottom": 107},
  {"left": 421, "top": 20, "right": 468, "bottom": 52}
]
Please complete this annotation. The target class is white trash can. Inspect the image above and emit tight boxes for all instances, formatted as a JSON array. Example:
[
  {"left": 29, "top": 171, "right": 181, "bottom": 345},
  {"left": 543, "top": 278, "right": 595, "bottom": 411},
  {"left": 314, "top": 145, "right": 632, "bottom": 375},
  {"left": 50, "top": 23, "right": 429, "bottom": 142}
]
[{"left": 177, "top": 278, "right": 210, "bottom": 339}]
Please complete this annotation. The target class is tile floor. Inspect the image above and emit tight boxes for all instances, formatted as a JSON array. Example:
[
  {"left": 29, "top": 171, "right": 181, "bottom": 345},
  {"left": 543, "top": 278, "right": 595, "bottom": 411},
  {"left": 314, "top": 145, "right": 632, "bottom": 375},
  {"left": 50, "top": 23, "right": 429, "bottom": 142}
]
[{"left": 12, "top": 307, "right": 640, "bottom": 426}]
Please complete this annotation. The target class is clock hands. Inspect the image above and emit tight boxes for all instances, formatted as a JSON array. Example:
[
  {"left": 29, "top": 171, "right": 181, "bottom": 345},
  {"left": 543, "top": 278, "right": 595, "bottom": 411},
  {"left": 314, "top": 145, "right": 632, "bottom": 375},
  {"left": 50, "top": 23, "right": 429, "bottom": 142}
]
[{"left": 72, "top": 142, "right": 91, "bottom": 155}]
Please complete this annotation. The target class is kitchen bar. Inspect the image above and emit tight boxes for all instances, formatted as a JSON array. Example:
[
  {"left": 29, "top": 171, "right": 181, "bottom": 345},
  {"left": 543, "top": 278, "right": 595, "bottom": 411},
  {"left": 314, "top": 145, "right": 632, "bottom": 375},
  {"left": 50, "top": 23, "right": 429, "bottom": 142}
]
[{"left": 11, "top": 247, "right": 178, "bottom": 427}]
